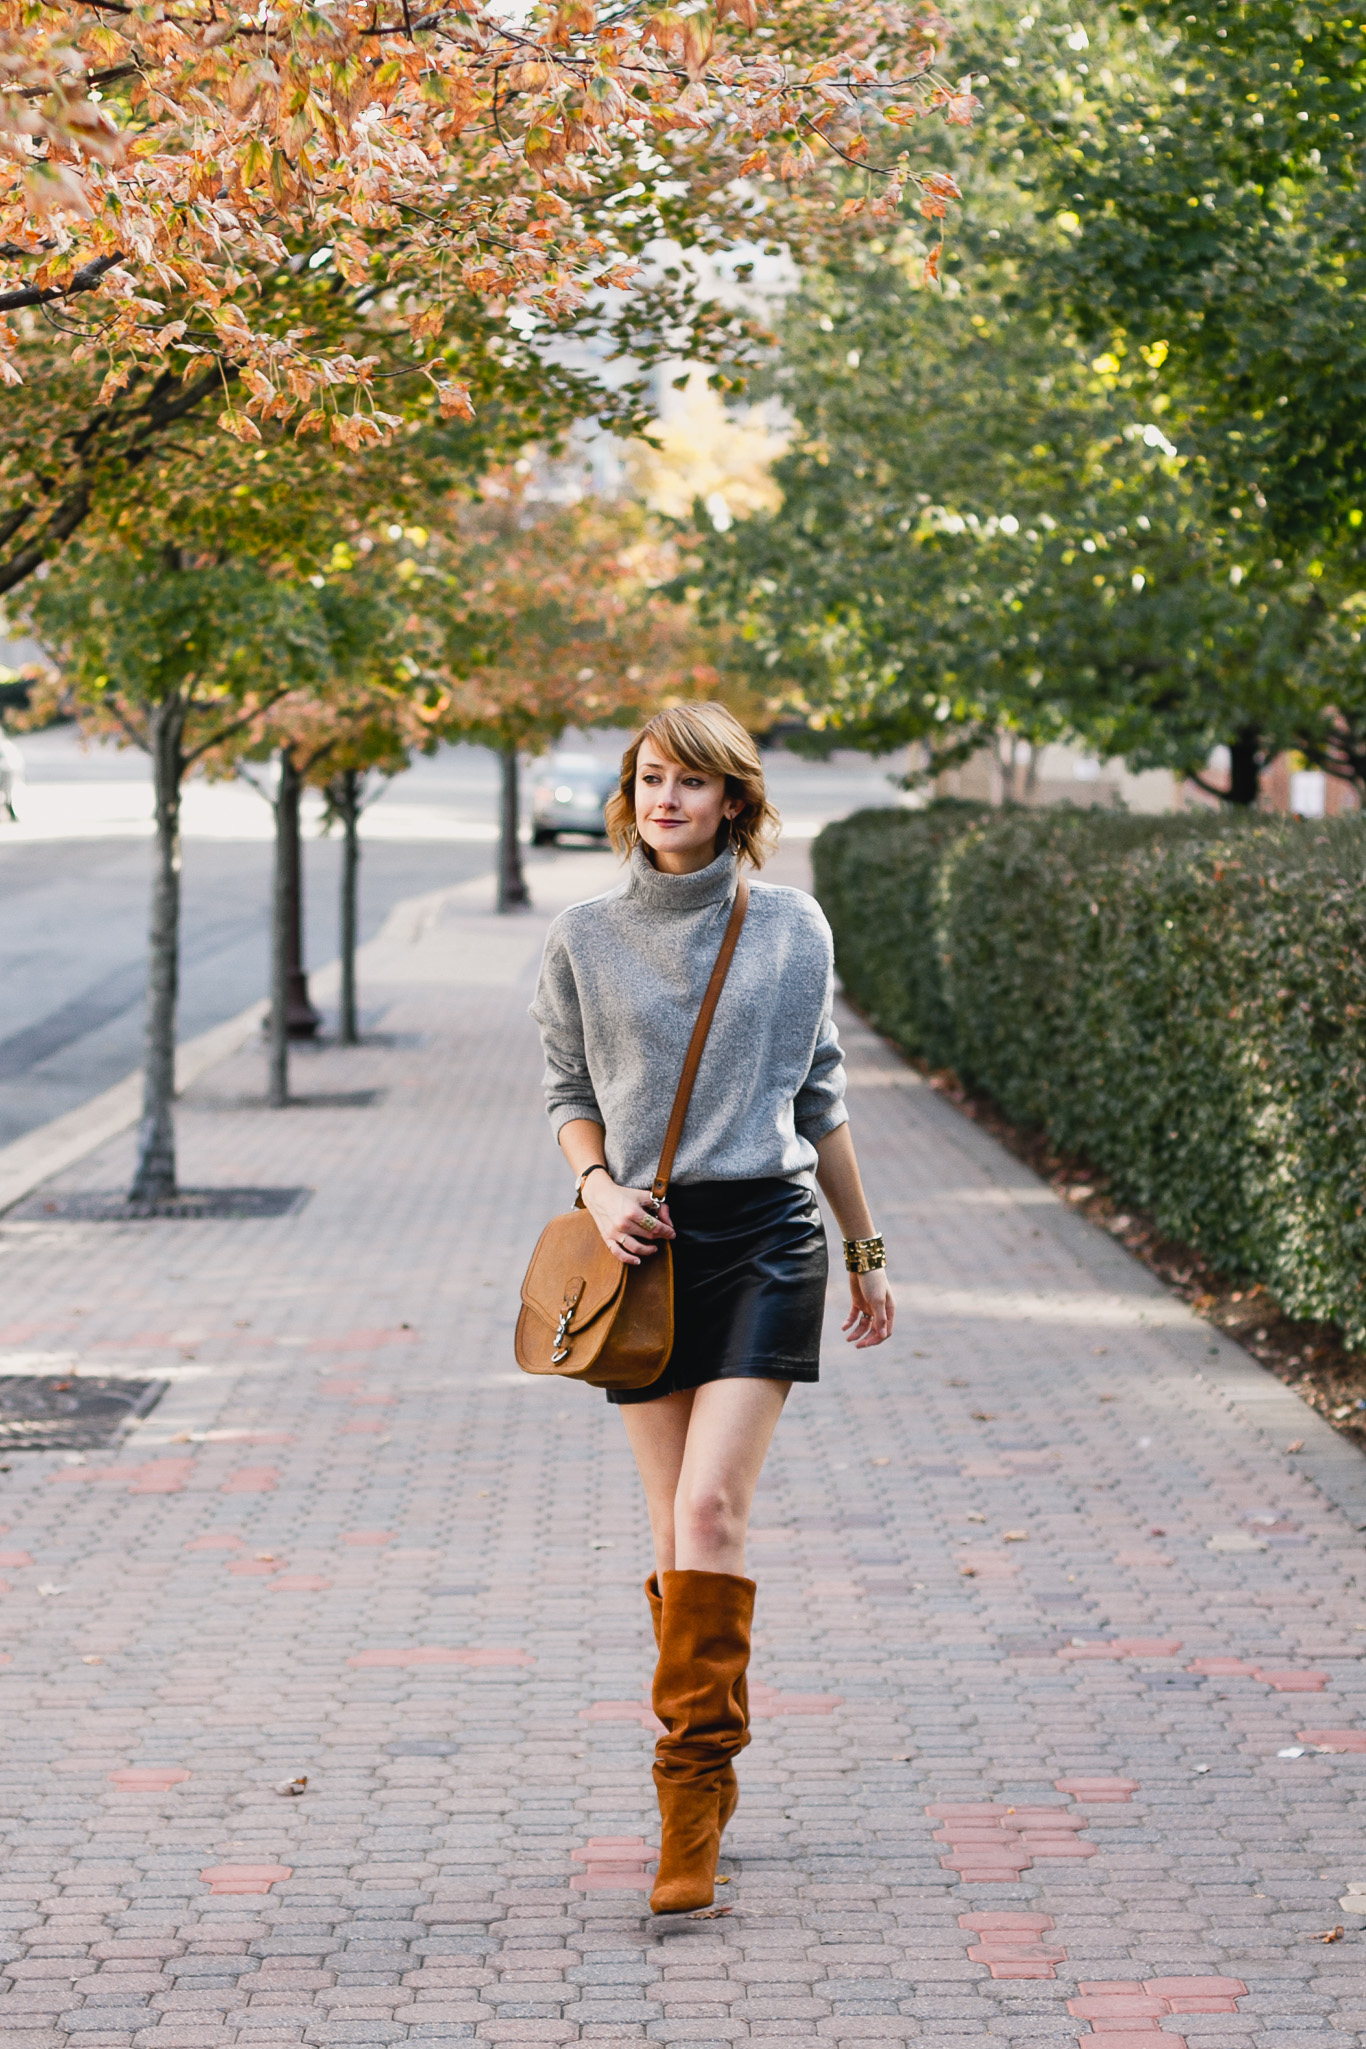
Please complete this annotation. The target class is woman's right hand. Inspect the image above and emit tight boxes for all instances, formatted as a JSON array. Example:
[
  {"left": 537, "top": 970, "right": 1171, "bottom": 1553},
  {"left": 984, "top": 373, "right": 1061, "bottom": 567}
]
[{"left": 582, "top": 1175, "right": 675, "bottom": 1266}]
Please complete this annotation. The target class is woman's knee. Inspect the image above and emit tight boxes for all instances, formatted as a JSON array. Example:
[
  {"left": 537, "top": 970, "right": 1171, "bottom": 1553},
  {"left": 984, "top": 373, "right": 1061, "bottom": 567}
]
[{"left": 675, "top": 1482, "right": 743, "bottom": 1552}]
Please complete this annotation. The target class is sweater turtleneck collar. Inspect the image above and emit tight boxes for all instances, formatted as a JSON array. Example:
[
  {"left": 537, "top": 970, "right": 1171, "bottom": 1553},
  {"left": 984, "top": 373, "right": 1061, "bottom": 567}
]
[{"left": 625, "top": 841, "right": 739, "bottom": 912}]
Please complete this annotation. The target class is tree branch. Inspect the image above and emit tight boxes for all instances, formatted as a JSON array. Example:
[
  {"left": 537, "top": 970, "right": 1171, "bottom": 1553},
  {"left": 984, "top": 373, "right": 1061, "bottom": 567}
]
[
  {"left": 0, "top": 483, "right": 91, "bottom": 599},
  {"left": 104, "top": 693, "right": 153, "bottom": 754},
  {"left": 0, "top": 252, "right": 124, "bottom": 315},
  {"left": 0, "top": 361, "right": 235, "bottom": 598},
  {"left": 0, "top": 505, "right": 35, "bottom": 553},
  {"left": 184, "top": 686, "right": 292, "bottom": 766},
  {"left": 1188, "top": 770, "right": 1235, "bottom": 802}
]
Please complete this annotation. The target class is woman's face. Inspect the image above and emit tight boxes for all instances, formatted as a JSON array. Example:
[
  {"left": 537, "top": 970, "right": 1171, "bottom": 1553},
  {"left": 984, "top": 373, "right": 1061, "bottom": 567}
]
[{"left": 634, "top": 739, "right": 742, "bottom": 873}]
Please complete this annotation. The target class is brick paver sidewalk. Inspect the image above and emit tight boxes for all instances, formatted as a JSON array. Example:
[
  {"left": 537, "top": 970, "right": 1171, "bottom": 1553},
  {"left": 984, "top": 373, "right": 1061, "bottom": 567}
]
[{"left": 2, "top": 846, "right": 1365, "bottom": 2049}]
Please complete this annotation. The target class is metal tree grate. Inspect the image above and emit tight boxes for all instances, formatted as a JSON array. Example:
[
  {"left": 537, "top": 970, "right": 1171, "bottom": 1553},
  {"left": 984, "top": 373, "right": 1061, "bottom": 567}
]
[
  {"left": 0, "top": 1375, "right": 168, "bottom": 1452},
  {"left": 12, "top": 1187, "right": 313, "bottom": 1222}
]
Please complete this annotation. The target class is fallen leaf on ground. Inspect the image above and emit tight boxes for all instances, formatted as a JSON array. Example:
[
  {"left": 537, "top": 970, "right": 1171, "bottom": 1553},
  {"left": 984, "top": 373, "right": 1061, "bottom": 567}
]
[
  {"left": 965, "top": 1512, "right": 986, "bottom": 1523},
  {"left": 971, "top": 1411, "right": 996, "bottom": 1422},
  {"left": 690, "top": 1905, "right": 732, "bottom": 1918},
  {"left": 1099, "top": 1393, "right": 1119, "bottom": 1402},
  {"left": 1312, "top": 1926, "right": 1344, "bottom": 1943},
  {"left": 871, "top": 1457, "right": 890, "bottom": 1466},
  {"left": 1286, "top": 1440, "right": 1304, "bottom": 1454},
  {"left": 715, "top": 1875, "right": 730, "bottom": 1884},
  {"left": 81, "top": 1655, "right": 102, "bottom": 1665},
  {"left": 274, "top": 1776, "right": 308, "bottom": 1797},
  {"left": 1002, "top": 1530, "right": 1029, "bottom": 1542},
  {"left": 960, "top": 1567, "right": 977, "bottom": 1578}
]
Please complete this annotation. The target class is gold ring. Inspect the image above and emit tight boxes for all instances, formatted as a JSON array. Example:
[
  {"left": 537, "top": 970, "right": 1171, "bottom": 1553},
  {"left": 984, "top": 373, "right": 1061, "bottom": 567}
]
[{"left": 640, "top": 1214, "right": 657, "bottom": 1232}]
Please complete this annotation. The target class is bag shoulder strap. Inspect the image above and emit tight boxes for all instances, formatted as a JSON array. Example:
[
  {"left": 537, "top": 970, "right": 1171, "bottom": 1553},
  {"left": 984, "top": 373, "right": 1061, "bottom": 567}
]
[{"left": 650, "top": 875, "right": 750, "bottom": 1207}]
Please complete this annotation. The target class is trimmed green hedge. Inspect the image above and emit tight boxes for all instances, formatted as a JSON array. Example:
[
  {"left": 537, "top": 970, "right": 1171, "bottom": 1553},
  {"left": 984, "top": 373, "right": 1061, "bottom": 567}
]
[{"left": 813, "top": 803, "right": 1366, "bottom": 1350}]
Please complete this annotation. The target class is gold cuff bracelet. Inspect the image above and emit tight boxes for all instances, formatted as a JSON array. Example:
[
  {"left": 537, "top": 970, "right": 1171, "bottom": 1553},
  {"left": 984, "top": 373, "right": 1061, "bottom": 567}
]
[{"left": 843, "top": 1233, "right": 887, "bottom": 1275}]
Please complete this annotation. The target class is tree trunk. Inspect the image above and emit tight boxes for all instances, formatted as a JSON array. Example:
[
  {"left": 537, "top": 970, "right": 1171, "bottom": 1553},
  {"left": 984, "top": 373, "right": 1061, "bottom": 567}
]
[
  {"left": 130, "top": 697, "right": 185, "bottom": 1207},
  {"left": 1226, "top": 726, "right": 1262, "bottom": 806},
  {"left": 267, "top": 752, "right": 294, "bottom": 1109},
  {"left": 335, "top": 769, "right": 362, "bottom": 1047},
  {"left": 498, "top": 744, "right": 530, "bottom": 912},
  {"left": 268, "top": 749, "right": 321, "bottom": 1105}
]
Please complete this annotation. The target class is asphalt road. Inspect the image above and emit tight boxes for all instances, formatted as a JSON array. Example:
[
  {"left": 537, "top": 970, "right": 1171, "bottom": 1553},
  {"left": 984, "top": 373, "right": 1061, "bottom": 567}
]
[{"left": 0, "top": 724, "right": 908, "bottom": 1152}]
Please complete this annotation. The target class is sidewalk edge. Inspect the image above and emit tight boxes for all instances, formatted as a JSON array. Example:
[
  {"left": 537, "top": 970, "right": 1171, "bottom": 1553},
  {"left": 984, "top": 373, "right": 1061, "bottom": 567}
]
[{"left": 0, "top": 998, "right": 268, "bottom": 1216}]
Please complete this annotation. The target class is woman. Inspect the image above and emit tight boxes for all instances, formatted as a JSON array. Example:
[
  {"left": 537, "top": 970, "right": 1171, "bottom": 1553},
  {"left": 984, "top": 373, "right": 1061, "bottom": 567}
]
[{"left": 531, "top": 703, "right": 893, "bottom": 1913}]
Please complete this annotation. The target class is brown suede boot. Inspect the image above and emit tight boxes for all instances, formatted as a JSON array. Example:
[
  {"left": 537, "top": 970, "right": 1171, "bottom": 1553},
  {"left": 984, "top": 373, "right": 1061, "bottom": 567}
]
[
  {"left": 649, "top": 1569, "right": 754, "bottom": 1914},
  {"left": 645, "top": 1573, "right": 742, "bottom": 1839}
]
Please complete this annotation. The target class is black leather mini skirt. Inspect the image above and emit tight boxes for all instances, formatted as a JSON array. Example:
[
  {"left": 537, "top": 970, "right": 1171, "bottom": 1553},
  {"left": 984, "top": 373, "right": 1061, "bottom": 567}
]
[{"left": 606, "top": 1176, "right": 827, "bottom": 1406}]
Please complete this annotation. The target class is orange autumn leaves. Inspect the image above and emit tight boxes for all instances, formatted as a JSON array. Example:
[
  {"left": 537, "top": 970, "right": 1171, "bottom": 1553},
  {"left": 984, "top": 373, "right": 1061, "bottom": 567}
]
[{"left": 0, "top": 0, "right": 976, "bottom": 437}]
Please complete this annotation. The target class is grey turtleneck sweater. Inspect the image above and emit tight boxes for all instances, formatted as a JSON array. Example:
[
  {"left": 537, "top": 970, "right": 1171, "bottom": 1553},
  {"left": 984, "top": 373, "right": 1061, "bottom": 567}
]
[{"left": 530, "top": 845, "right": 848, "bottom": 1190}]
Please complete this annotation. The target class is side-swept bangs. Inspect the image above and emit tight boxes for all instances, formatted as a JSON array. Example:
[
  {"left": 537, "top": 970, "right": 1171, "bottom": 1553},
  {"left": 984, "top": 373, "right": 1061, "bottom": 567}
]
[{"left": 604, "top": 704, "right": 780, "bottom": 869}]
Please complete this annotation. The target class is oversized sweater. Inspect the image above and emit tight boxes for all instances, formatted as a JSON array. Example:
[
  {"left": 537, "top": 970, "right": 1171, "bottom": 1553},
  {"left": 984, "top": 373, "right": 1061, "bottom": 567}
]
[{"left": 530, "top": 844, "right": 848, "bottom": 1190}]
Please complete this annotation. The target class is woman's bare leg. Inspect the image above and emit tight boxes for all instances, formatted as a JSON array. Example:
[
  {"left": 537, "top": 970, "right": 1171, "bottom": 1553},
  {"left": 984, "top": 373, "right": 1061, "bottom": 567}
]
[
  {"left": 618, "top": 1379, "right": 790, "bottom": 1576},
  {"left": 673, "top": 1379, "right": 789, "bottom": 1573},
  {"left": 618, "top": 1387, "right": 697, "bottom": 1575}
]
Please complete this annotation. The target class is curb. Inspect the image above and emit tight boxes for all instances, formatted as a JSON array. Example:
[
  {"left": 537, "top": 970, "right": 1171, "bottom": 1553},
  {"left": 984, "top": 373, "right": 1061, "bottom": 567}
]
[
  {"left": 0, "top": 872, "right": 543, "bottom": 1221},
  {"left": 0, "top": 901, "right": 457, "bottom": 1218},
  {"left": 0, "top": 997, "right": 270, "bottom": 1216}
]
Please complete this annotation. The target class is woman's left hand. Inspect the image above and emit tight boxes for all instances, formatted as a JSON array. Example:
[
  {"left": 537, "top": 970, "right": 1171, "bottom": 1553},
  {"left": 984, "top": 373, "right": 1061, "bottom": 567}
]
[{"left": 843, "top": 1269, "right": 894, "bottom": 1348}]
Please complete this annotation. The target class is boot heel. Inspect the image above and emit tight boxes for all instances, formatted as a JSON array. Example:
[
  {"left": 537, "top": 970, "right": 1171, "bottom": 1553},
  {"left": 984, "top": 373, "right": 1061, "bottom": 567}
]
[
  {"left": 650, "top": 1776, "right": 722, "bottom": 1913},
  {"left": 717, "top": 1764, "right": 738, "bottom": 1837}
]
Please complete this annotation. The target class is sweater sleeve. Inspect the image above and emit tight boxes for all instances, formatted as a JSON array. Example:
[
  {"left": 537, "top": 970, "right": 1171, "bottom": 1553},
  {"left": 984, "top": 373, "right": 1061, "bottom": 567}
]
[
  {"left": 529, "top": 921, "right": 604, "bottom": 1135},
  {"left": 793, "top": 962, "right": 849, "bottom": 1143}
]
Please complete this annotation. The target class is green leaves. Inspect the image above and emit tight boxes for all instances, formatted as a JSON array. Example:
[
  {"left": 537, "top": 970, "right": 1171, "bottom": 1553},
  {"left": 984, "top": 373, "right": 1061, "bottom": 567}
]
[
  {"left": 817, "top": 803, "right": 1366, "bottom": 1350},
  {"left": 29, "top": 549, "right": 336, "bottom": 738},
  {"left": 998, "top": 0, "right": 1366, "bottom": 550},
  {"left": 687, "top": 0, "right": 1366, "bottom": 795}
]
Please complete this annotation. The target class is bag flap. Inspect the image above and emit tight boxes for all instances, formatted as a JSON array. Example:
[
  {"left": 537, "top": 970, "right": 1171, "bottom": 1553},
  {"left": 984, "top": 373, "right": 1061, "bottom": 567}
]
[{"left": 521, "top": 1209, "right": 626, "bottom": 1330}]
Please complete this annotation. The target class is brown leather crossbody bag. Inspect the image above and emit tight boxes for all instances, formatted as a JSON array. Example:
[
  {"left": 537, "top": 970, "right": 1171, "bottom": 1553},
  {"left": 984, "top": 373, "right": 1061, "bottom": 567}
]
[{"left": 515, "top": 878, "right": 750, "bottom": 1390}]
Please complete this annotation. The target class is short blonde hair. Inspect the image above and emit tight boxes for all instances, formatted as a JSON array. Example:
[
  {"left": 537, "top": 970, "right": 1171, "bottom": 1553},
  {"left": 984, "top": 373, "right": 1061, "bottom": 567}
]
[{"left": 606, "top": 704, "right": 779, "bottom": 869}]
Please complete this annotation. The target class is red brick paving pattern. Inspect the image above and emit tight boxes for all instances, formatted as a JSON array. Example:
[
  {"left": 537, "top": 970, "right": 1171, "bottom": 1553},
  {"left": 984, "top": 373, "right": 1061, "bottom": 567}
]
[{"left": 0, "top": 856, "right": 1365, "bottom": 2044}]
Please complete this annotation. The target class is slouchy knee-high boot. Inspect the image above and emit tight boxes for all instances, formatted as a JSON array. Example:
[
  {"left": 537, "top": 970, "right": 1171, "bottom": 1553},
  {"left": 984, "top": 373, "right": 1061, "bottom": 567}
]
[
  {"left": 649, "top": 1569, "right": 754, "bottom": 1914},
  {"left": 645, "top": 1573, "right": 742, "bottom": 1839}
]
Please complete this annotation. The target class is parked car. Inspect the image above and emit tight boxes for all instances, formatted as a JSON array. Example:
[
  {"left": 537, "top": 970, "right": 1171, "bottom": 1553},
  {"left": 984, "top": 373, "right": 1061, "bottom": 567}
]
[
  {"left": 0, "top": 725, "right": 23, "bottom": 821},
  {"left": 530, "top": 752, "right": 620, "bottom": 845}
]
